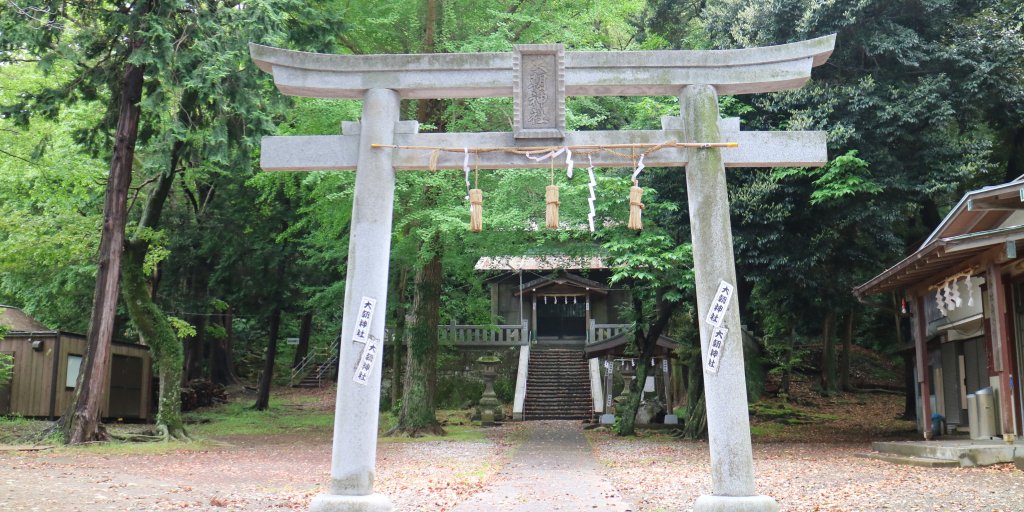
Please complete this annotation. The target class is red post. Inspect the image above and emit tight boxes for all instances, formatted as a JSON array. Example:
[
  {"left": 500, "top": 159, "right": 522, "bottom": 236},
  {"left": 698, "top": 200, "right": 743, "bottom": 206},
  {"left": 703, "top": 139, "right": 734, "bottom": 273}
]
[
  {"left": 915, "top": 296, "right": 933, "bottom": 440},
  {"left": 987, "top": 264, "right": 1017, "bottom": 441}
]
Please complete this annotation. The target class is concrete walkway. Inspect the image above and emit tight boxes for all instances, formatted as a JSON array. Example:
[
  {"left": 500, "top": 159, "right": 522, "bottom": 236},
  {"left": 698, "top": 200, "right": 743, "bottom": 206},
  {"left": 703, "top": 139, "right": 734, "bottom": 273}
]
[{"left": 452, "top": 421, "right": 633, "bottom": 512}]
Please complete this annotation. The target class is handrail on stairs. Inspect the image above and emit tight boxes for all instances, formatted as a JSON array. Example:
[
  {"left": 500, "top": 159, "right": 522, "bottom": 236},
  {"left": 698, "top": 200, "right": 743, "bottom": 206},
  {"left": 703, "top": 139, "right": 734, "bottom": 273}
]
[
  {"left": 288, "top": 328, "right": 392, "bottom": 387},
  {"left": 288, "top": 330, "right": 343, "bottom": 387}
]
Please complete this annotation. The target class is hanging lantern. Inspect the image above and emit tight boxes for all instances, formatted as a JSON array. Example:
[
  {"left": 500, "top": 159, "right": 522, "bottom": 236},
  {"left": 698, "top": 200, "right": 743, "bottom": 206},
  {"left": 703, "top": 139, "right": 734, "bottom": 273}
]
[
  {"left": 628, "top": 185, "right": 644, "bottom": 230},
  {"left": 546, "top": 185, "right": 560, "bottom": 229},
  {"left": 469, "top": 188, "right": 483, "bottom": 232}
]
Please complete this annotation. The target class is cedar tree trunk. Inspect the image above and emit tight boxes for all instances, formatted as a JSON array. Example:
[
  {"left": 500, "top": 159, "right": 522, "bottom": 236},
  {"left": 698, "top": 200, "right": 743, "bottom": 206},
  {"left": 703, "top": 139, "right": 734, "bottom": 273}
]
[
  {"left": 62, "top": 24, "right": 148, "bottom": 444},
  {"left": 390, "top": 249, "right": 444, "bottom": 436},
  {"left": 839, "top": 310, "right": 854, "bottom": 391},
  {"left": 820, "top": 311, "right": 837, "bottom": 394},
  {"left": 292, "top": 312, "right": 313, "bottom": 369},
  {"left": 253, "top": 306, "right": 282, "bottom": 411}
]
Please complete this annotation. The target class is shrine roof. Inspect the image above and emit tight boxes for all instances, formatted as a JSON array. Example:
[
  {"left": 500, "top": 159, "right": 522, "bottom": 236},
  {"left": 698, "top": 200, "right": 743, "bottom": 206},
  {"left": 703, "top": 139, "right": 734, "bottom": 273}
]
[
  {"left": 584, "top": 333, "right": 679, "bottom": 359},
  {"left": 919, "top": 178, "right": 1024, "bottom": 248},
  {"left": 475, "top": 256, "right": 607, "bottom": 271},
  {"left": 516, "top": 273, "right": 608, "bottom": 295},
  {"left": 855, "top": 178, "right": 1024, "bottom": 297}
]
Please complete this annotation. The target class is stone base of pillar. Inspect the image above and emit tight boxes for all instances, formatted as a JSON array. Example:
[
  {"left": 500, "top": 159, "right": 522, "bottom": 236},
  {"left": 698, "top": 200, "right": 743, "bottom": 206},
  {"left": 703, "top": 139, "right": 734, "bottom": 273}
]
[
  {"left": 693, "top": 494, "right": 779, "bottom": 512},
  {"left": 309, "top": 493, "right": 393, "bottom": 512}
]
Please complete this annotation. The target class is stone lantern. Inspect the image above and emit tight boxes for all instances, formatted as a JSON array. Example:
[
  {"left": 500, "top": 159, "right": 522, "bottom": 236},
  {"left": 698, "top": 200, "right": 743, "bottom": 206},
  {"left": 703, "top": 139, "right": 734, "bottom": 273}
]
[
  {"left": 476, "top": 355, "right": 504, "bottom": 424},
  {"left": 613, "top": 360, "right": 636, "bottom": 411}
]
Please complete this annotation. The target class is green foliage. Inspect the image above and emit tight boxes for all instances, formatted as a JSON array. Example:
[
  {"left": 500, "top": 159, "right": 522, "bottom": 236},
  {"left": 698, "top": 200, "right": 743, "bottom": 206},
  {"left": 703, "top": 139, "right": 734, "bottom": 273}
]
[
  {"left": 186, "top": 398, "right": 334, "bottom": 438},
  {"left": 167, "top": 317, "right": 197, "bottom": 340},
  {"left": 493, "top": 377, "right": 515, "bottom": 404},
  {"left": 749, "top": 402, "right": 838, "bottom": 425},
  {"left": 436, "top": 376, "right": 484, "bottom": 409},
  {"left": 699, "top": 0, "right": 1024, "bottom": 361},
  {"left": 806, "top": 151, "right": 882, "bottom": 205},
  {"left": 0, "top": 351, "right": 13, "bottom": 386},
  {"left": 0, "top": 62, "right": 105, "bottom": 332}
]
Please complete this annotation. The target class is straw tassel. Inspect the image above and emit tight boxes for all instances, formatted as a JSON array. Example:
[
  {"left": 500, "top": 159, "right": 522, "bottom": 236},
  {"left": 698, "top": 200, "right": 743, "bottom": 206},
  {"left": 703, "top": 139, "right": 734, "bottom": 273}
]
[
  {"left": 628, "top": 185, "right": 644, "bottom": 230},
  {"left": 469, "top": 188, "right": 483, "bottom": 232},
  {"left": 545, "top": 185, "right": 560, "bottom": 229}
]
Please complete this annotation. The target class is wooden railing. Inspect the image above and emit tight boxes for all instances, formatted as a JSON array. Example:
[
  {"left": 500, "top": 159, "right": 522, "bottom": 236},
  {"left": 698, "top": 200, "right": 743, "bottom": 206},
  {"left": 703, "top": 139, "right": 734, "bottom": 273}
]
[
  {"left": 588, "top": 321, "right": 630, "bottom": 344},
  {"left": 441, "top": 321, "right": 529, "bottom": 346}
]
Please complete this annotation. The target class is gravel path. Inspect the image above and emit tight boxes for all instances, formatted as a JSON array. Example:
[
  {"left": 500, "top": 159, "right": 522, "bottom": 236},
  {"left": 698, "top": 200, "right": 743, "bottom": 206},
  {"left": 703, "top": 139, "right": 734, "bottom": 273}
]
[{"left": 452, "top": 421, "right": 632, "bottom": 512}]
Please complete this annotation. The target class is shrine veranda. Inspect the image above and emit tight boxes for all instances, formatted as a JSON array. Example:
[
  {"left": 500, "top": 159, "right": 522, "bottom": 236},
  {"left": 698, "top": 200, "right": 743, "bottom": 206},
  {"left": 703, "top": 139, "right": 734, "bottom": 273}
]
[{"left": 250, "top": 36, "right": 835, "bottom": 512}]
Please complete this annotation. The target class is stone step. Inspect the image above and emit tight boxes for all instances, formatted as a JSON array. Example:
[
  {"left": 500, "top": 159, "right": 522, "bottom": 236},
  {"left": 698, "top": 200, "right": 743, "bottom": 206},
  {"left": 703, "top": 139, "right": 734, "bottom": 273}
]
[
  {"left": 525, "top": 413, "right": 591, "bottom": 418},
  {"left": 523, "top": 349, "right": 591, "bottom": 421},
  {"left": 870, "top": 441, "right": 1017, "bottom": 467},
  {"left": 524, "top": 382, "right": 590, "bottom": 389},
  {"left": 524, "top": 393, "right": 589, "bottom": 397},
  {"left": 854, "top": 452, "right": 959, "bottom": 468},
  {"left": 524, "top": 407, "right": 590, "bottom": 411},
  {"left": 525, "top": 398, "right": 590, "bottom": 403},
  {"left": 530, "top": 371, "right": 586, "bottom": 374},
  {"left": 291, "top": 363, "right": 335, "bottom": 388},
  {"left": 525, "top": 403, "right": 591, "bottom": 409}
]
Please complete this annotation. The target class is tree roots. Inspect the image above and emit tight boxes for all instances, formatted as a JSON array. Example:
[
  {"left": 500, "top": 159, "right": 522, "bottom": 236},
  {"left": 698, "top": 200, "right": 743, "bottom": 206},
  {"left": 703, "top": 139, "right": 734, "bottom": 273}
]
[
  {"left": 108, "top": 424, "right": 192, "bottom": 443},
  {"left": 385, "top": 423, "right": 446, "bottom": 437}
]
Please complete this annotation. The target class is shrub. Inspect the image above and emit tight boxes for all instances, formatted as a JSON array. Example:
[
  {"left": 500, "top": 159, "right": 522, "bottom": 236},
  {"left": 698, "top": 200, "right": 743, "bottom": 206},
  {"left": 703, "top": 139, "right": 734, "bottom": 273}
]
[{"left": 0, "top": 351, "right": 12, "bottom": 386}]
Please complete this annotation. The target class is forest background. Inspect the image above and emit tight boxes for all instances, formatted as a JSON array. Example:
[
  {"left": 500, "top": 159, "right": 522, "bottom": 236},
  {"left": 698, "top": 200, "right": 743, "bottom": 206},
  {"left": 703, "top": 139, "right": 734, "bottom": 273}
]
[{"left": 0, "top": 0, "right": 1022, "bottom": 441}]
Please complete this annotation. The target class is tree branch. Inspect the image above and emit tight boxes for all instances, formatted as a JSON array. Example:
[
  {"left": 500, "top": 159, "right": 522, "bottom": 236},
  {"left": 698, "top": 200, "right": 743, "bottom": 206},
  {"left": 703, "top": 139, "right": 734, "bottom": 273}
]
[{"left": 0, "top": 147, "right": 40, "bottom": 167}]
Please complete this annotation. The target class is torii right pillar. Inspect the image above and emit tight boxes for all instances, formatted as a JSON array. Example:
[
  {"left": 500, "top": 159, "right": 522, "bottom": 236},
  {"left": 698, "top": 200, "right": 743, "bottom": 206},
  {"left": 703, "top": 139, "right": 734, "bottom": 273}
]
[{"left": 684, "top": 84, "right": 777, "bottom": 512}]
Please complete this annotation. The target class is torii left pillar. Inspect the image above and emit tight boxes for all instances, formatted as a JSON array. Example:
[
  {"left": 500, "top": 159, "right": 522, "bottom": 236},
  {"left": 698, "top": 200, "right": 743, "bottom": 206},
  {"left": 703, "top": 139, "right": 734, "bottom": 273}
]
[{"left": 309, "top": 88, "right": 399, "bottom": 512}]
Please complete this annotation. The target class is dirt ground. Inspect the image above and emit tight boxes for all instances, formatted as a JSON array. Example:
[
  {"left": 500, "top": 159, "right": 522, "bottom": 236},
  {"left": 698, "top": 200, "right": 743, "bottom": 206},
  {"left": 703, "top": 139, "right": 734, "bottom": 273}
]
[
  {"left": 0, "top": 427, "right": 515, "bottom": 511},
  {"left": 2, "top": 391, "right": 1022, "bottom": 511},
  {"left": 590, "top": 437, "right": 1023, "bottom": 512}
]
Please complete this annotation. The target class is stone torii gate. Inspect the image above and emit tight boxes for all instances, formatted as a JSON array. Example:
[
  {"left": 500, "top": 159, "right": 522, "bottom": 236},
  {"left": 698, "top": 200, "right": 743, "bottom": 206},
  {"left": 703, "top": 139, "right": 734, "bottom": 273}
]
[{"left": 250, "top": 36, "right": 835, "bottom": 512}]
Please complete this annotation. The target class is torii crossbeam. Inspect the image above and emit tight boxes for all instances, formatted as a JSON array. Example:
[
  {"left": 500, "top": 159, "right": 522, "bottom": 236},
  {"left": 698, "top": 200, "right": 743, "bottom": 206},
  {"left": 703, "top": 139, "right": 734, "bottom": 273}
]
[{"left": 251, "top": 35, "right": 835, "bottom": 512}]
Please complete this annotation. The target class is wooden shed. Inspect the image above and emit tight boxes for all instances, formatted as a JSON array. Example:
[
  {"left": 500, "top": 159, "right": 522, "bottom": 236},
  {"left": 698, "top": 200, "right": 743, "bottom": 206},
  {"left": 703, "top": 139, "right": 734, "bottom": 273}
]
[{"left": 0, "top": 306, "right": 152, "bottom": 420}]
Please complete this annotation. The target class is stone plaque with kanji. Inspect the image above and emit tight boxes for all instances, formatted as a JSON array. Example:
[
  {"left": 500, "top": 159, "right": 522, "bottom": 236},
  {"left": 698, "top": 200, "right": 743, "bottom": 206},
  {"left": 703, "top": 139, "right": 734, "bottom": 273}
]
[{"left": 513, "top": 44, "right": 565, "bottom": 139}]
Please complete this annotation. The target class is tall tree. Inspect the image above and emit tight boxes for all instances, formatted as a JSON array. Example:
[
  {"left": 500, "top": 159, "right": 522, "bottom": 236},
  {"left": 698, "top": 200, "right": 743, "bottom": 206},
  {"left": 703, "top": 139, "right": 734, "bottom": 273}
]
[
  {"left": 24, "top": 0, "right": 159, "bottom": 444},
  {"left": 2, "top": 0, "right": 349, "bottom": 441}
]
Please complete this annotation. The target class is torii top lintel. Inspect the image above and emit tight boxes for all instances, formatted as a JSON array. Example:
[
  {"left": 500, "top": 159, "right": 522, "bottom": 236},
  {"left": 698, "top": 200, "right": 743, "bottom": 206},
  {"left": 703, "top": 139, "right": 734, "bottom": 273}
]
[{"left": 249, "top": 35, "right": 835, "bottom": 101}]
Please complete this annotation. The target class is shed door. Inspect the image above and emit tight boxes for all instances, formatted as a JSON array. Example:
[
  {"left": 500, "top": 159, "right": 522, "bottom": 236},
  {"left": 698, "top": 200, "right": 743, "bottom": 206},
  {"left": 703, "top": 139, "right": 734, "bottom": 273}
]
[
  {"left": 108, "top": 355, "right": 142, "bottom": 419},
  {"left": 0, "top": 351, "right": 12, "bottom": 415}
]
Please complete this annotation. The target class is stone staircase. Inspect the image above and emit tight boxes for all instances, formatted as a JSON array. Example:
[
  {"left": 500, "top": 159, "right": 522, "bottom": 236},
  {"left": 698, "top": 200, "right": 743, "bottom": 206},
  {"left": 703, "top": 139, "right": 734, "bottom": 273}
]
[
  {"left": 291, "top": 360, "right": 336, "bottom": 389},
  {"left": 523, "top": 348, "right": 593, "bottom": 420}
]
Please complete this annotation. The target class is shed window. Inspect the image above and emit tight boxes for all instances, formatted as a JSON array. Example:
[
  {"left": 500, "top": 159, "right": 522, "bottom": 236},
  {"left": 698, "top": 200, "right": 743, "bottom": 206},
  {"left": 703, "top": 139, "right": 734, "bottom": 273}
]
[{"left": 66, "top": 354, "right": 83, "bottom": 389}]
